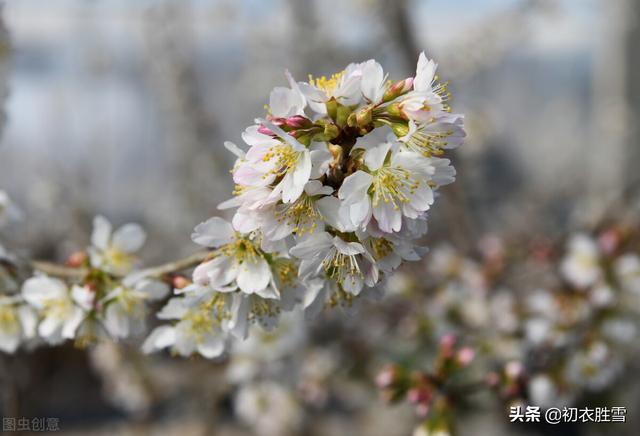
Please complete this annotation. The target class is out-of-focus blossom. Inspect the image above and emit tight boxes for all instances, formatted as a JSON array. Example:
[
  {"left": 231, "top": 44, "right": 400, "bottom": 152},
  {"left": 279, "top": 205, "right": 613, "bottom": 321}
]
[
  {"left": 89, "top": 215, "right": 146, "bottom": 276},
  {"left": 0, "top": 190, "right": 21, "bottom": 228},
  {"left": 21, "top": 276, "right": 94, "bottom": 345},
  {"left": 0, "top": 295, "right": 37, "bottom": 353},
  {"left": 234, "top": 381, "right": 303, "bottom": 436},
  {"left": 101, "top": 276, "right": 169, "bottom": 339},
  {"left": 560, "top": 234, "right": 601, "bottom": 288}
]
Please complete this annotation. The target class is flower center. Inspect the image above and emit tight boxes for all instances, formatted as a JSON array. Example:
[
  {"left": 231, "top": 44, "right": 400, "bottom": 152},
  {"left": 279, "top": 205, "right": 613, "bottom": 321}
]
[
  {"left": 104, "top": 248, "right": 134, "bottom": 271},
  {"left": 275, "top": 194, "right": 321, "bottom": 236},
  {"left": 321, "top": 247, "right": 363, "bottom": 285},
  {"left": 220, "top": 237, "right": 262, "bottom": 264},
  {"left": 371, "top": 166, "right": 420, "bottom": 210},
  {"left": 371, "top": 238, "right": 394, "bottom": 260},
  {"left": 308, "top": 70, "right": 345, "bottom": 95},
  {"left": 0, "top": 305, "right": 18, "bottom": 333},
  {"left": 42, "top": 298, "right": 72, "bottom": 320},
  {"left": 262, "top": 142, "right": 300, "bottom": 179}
]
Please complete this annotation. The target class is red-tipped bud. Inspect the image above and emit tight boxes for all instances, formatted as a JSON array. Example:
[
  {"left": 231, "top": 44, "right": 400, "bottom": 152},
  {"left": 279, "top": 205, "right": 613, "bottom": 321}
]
[
  {"left": 383, "top": 77, "right": 414, "bottom": 102},
  {"left": 376, "top": 365, "right": 399, "bottom": 389},
  {"left": 66, "top": 251, "right": 88, "bottom": 268},
  {"left": 172, "top": 275, "right": 191, "bottom": 290},
  {"left": 407, "top": 387, "right": 431, "bottom": 405},
  {"left": 439, "top": 333, "right": 456, "bottom": 357},
  {"left": 285, "top": 115, "right": 312, "bottom": 129}
]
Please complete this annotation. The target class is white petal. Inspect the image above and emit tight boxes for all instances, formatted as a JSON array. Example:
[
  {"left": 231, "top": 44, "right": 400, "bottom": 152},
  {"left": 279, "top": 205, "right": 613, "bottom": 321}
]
[
  {"left": 39, "top": 316, "right": 64, "bottom": 343},
  {"left": 22, "top": 276, "right": 67, "bottom": 309},
  {"left": 332, "top": 237, "right": 365, "bottom": 256},
  {"left": 361, "top": 60, "right": 386, "bottom": 103},
  {"left": 414, "top": 52, "right": 437, "bottom": 92},
  {"left": 17, "top": 306, "right": 38, "bottom": 338},
  {"left": 0, "top": 332, "right": 20, "bottom": 353},
  {"left": 191, "top": 217, "right": 235, "bottom": 247},
  {"left": 237, "top": 257, "right": 271, "bottom": 294},
  {"left": 349, "top": 198, "right": 372, "bottom": 228},
  {"left": 104, "top": 304, "right": 129, "bottom": 338},
  {"left": 290, "top": 232, "right": 333, "bottom": 259},
  {"left": 225, "top": 294, "right": 249, "bottom": 339},
  {"left": 197, "top": 335, "right": 226, "bottom": 359},
  {"left": 316, "top": 196, "right": 354, "bottom": 232},
  {"left": 373, "top": 201, "right": 402, "bottom": 233},
  {"left": 157, "top": 298, "right": 189, "bottom": 320},
  {"left": 224, "top": 141, "right": 245, "bottom": 158},
  {"left": 142, "top": 326, "right": 176, "bottom": 353},
  {"left": 136, "top": 279, "right": 170, "bottom": 301},
  {"left": 342, "top": 274, "right": 364, "bottom": 295},
  {"left": 338, "top": 171, "right": 373, "bottom": 205},
  {"left": 62, "top": 307, "right": 85, "bottom": 339},
  {"left": 91, "top": 215, "right": 112, "bottom": 250},
  {"left": 364, "top": 141, "right": 391, "bottom": 171},
  {"left": 71, "top": 285, "right": 95, "bottom": 311},
  {"left": 112, "top": 223, "right": 147, "bottom": 253}
]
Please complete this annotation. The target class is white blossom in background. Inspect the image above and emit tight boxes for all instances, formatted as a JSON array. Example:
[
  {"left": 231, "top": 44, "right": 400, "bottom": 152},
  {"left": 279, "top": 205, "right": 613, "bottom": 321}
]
[
  {"left": 101, "top": 276, "right": 169, "bottom": 339},
  {"left": 234, "top": 381, "right": 303, "bottom": 436},
  {"left": 21, "top": 276, "right": 94, "bottom": 345},
  {"left": 89, "top": 215, "right": 147, "bottom": 276},
  {"left": 0, "top": 190, "right": 21, "bottom": 228},
  {"left": 614, "top": 254, "right": 640, "bottom": 294},
  {"left": 560, "top": 234, "right": 601, "bottom": 288},
  {"left": 0, "top": 295, "right": 37, "bottom": 353}
]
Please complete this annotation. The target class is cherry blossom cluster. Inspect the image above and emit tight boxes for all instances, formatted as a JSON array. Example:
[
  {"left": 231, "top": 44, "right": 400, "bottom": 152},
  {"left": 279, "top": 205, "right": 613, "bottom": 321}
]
[
  {"left": 1, "top": 215, "right": 169, "bottom": 353},
  {"left": 143, "top": 52, "right": 465, "bottom": 357},
  {"left": 0, "top": 53, "right": 464, "bottom": 358}
]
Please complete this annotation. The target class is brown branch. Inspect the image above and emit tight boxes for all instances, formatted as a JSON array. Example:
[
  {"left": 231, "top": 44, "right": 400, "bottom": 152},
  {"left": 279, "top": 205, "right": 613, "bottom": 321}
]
[{"left": 29, "top": 251, "right": 210, "bottom": 281}]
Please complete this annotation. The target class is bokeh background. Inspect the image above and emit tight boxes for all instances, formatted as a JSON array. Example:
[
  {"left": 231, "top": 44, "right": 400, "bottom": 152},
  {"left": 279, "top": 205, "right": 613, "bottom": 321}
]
[{"left": 1, "top": 0, "right": 639, "bottom": 435}]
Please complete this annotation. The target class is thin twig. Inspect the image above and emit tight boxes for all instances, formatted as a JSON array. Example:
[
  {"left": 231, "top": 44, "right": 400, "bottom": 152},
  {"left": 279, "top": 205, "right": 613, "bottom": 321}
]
[{"left": 29, "top": 251, "right": 210, "bottom": 281}]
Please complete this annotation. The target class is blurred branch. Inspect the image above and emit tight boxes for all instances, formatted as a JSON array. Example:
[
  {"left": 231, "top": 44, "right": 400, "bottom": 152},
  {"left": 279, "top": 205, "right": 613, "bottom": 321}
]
[{"left": 29, "top": 251, "right": 209, "bottom": 280}]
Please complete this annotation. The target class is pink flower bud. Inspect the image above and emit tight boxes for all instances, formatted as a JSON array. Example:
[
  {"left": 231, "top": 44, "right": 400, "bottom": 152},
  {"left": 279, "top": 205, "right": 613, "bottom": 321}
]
[
  {"left": 439, "top": 333, "right": 456, "bottom": 357},
  {"left": 285, "top": 115, "right": 311, "bottom": 129},
  {"left": 456, "top": 347, "right": 475, "bottom": 366},
  {"left": 375, "top": 366, "right": 397, "bottom": 389},
  {"left": 415, "top": 403, "right": 430, "bottom": 417},
  {"left": 598, "top": 228, "right": 620, "bottom": 255},
  {"left": 172, "top": 275, "right": 190, "bottom": 289},
  {"left": 407, "top": 387, "right": 431, "bottom": 404},
  {"left": 257, "top": 125, "right": 275, "bottom": 136},
  {"left": 66, "top": 251, "right": 87, "bottom": 267},
  {"left": 403, "top": 77, "right": 414, "bottom": 91},
  {"left": 505, "top": 361, "right": 523, "bottom": 379}
]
